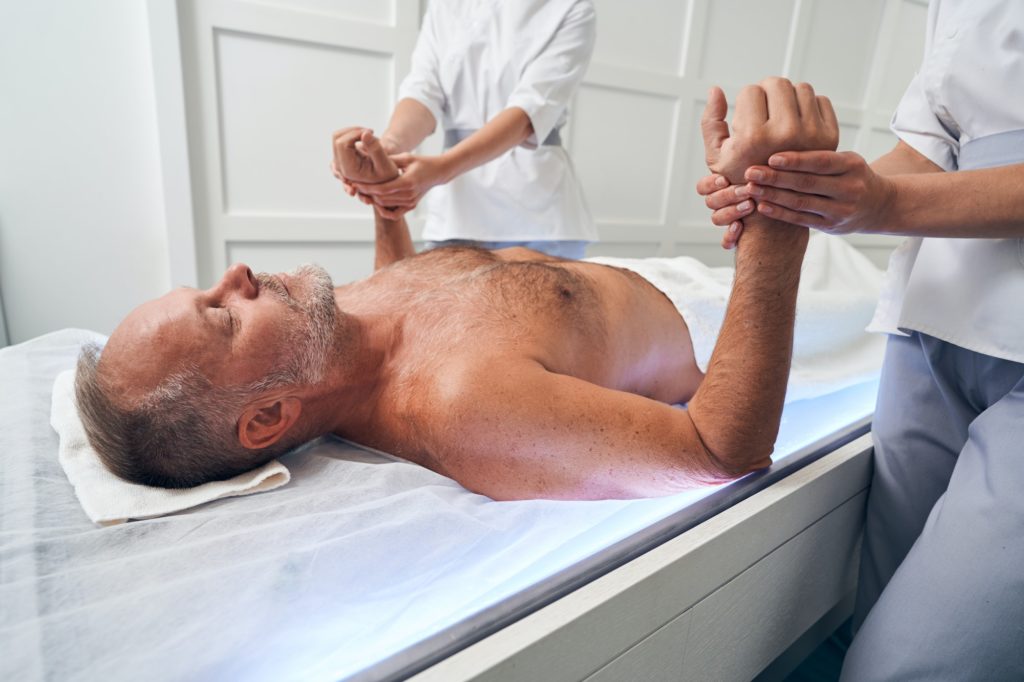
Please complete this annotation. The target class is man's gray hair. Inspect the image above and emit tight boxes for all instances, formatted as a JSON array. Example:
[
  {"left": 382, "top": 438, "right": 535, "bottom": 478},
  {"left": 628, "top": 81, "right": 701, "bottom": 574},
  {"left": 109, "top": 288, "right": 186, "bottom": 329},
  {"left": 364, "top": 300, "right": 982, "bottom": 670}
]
[{"left": 74, "top": 343, "right": 305, "bottom": 488}]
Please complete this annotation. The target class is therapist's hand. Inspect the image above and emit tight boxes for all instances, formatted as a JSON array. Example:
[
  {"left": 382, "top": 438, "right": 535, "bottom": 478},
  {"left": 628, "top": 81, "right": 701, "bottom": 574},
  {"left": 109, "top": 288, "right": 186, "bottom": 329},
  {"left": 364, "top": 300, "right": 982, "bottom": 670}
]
[
  {"left": 350, "top": 153, "right": 453, "bottom": 220},
  {"left": 695, "top": 172, "right": 752, "bottom": 250},
  {"left": 695, "top": 150, "right": 899, "bottom": 247},
  {"left": 739, "top": 150, "right": 897, "bottom": 234}
]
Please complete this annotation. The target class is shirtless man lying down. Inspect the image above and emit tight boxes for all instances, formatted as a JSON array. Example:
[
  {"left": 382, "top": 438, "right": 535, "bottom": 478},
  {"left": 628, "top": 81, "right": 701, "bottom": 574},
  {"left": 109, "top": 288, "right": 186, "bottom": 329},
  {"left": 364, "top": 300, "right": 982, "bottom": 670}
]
[{"left": 75, "top": 78, "right": 840, "bottom": 500}]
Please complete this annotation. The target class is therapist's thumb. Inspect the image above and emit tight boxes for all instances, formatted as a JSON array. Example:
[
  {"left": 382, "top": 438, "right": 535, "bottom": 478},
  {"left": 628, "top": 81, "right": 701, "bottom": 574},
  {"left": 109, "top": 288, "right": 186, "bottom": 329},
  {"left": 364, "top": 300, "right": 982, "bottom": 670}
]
[{"left": 390, "top": 153, "right": 415, "bottom": 169}]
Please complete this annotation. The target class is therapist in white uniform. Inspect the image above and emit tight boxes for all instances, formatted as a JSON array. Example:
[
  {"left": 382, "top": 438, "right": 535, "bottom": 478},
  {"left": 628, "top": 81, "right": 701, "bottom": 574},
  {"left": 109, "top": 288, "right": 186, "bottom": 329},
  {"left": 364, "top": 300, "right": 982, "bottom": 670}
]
[
  {"left": 335, "top": 0, "right": 597, "bottom": 259},
  {"left": 698, "top": 1, "right": 1024, "bottom": 678}
]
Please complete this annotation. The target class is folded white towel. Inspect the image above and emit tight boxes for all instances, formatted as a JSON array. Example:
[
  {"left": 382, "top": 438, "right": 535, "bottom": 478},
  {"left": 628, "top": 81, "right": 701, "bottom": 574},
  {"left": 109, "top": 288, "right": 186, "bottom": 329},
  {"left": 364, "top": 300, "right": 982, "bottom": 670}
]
[{"left": 50, "top": 369, "right": 290, "bottom": 525}]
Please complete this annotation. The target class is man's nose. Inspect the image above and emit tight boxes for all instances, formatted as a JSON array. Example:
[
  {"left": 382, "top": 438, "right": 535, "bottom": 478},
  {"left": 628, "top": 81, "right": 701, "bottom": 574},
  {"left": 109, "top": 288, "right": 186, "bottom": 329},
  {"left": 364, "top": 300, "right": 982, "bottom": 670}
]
[{"left": 218, "top": 263, "right": 258, "bottom": 298}]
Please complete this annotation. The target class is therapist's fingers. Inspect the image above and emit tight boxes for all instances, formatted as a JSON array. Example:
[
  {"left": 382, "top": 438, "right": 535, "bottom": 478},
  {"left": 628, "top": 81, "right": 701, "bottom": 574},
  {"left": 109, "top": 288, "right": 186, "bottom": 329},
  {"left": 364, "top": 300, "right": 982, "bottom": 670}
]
[
  {"left": 749, "top": 185, "right": 832, "bottom": 217},
  {"left": 721, "top": 221, "right": 743, "bottom": 250},
  {"left": 695, "top": 173, "right": 729, "bottom": 196},
  {"left": 390, "top": 153, "right": 415, "bottom": 169},
  {"left": 352, "top": 177, "right": 406, "bottom": 196},
  {"left": 700, "top": 87, "right": 730, "bottom": 163},
  {"left": 744, "top": 167, "right": 844, "bottom": 198},
  {"left": 766, "top": 150, "right": 852, "bottom": 174},
  {"left": 710, "top": 200, "right": 755, "bottom": 226},
  {"left": 756, "top": 200, "right": 831, "bottom": 229},
  {"left": 704, "top": 183, "right": 751, "bottom": 209}
]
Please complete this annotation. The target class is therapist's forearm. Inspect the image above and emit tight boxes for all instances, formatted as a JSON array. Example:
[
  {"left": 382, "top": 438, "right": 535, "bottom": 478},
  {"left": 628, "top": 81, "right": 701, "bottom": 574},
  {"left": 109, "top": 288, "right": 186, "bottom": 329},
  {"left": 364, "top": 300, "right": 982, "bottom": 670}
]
[
  {"left": 437, "top": 107, "right": 534, "bottom": 181},
  {"left": 374, "top": 211, "right": 416, "bottom": 270},
  {"left": 380, "top": 99, "right": 437, "bottom": 154},
  {"left": 874, "top": 164, "right": 1024, "bottom": 238}
]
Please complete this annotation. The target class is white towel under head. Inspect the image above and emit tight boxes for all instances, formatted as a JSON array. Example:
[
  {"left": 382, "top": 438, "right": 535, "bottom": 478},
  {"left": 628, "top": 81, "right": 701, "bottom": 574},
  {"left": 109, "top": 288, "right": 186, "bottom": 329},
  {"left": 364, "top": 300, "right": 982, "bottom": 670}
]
[{"left": 50, "top": 369, "right": 290, "bottom": 525}]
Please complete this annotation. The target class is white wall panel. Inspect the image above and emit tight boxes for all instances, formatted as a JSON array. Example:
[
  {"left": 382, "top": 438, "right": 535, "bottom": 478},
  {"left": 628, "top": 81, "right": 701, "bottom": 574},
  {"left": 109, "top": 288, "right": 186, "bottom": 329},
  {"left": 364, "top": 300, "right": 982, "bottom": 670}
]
[
  {"left": 590, "top": 0, "right": 689, "bottom": 75},
  {"left": 794, "top": 0, "right": 885, "bottom": 107},
  {"left": 217, "top": 30, "right": 392, "bottom": 216},
  {"left": 862, "top": 127, "right": 901, "bottom": 163},
  {"left": 253, "top": 0, "right": 396, "bottom": 25},
  {"left": 678, "top": 99, "right": 718, "bottom": 224},
  {"left": 174, "top": 0, "right": 927, "bottom": 279},
  {"left": 697, "top": 0, "right": 797, "bottom": 83},
  {"left": 573, "top": 86, "right": 678, "bottom": 224},
  {"left": 838, "top": 123, "right": 861, "bottom": 156},
  {"left": 227, "top": 241, "right": 375, "bottom": 284},
  {"left": 875, "top": 0, "right": 929, "bottom": 111},
  {"left": 0, "top": 0, "right": 169, "bottom": 342}
]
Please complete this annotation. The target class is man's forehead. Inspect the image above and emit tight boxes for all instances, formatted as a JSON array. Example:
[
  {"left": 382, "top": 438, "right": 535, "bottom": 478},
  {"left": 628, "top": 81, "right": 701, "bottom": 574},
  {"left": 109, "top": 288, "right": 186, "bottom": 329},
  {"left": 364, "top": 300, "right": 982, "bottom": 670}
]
[{"left": 100, "top": 289, "right": 208, "bottom": 397}]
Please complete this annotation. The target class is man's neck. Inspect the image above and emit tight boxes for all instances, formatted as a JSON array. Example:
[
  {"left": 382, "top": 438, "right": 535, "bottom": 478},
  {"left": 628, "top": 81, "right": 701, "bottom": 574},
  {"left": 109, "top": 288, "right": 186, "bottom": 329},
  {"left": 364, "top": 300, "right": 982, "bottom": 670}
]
[{"left": 306, "top": 298, "right": 404, "bottom": 436}]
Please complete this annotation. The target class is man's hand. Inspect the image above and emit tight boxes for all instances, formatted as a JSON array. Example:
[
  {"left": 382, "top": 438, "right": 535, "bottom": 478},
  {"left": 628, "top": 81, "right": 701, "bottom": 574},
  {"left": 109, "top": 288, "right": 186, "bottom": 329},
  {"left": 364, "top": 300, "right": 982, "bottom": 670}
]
[
  {"left": 698, "top": 78, "right": 839, "bottom": 247},
  {"left": 701, "top": 79, "right": 839, "bottom": 183},
  {"left": 349, "top": 153, "right": 453, "bottom": 220},
  {"left": 331, "top": 127, "right": 401, "bottom": 188}
]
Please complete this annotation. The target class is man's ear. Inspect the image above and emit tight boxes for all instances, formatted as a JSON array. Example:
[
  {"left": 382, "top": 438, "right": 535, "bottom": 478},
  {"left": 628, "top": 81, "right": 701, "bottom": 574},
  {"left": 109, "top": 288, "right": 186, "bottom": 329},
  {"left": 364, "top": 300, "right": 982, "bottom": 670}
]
[{"left": 237, "top": 397, "right": 303, "bottom": 450}]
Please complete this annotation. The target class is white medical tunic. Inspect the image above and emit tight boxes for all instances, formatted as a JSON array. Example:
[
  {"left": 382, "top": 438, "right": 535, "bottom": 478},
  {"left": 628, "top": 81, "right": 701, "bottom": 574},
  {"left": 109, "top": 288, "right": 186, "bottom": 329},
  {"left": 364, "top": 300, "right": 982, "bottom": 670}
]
[
  {"left": 397, "top": 0, "right": 598, "bottom": 243},
  {"left": 867, "top": 0, "right": 1024, "bottom": 363}
]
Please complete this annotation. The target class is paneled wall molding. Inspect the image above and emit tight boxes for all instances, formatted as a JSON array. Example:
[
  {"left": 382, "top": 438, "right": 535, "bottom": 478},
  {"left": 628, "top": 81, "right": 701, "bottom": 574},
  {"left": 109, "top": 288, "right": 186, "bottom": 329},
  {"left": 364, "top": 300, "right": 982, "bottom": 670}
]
[{"left": 169, "top": 0, "right": 926, "bottom": 282}]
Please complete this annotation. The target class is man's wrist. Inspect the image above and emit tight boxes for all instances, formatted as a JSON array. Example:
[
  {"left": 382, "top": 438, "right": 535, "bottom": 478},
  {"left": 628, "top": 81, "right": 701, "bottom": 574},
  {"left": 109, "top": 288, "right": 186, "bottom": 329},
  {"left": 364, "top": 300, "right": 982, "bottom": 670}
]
[{"left": 740, "top": 212, "right": 810, "bottom": 254}]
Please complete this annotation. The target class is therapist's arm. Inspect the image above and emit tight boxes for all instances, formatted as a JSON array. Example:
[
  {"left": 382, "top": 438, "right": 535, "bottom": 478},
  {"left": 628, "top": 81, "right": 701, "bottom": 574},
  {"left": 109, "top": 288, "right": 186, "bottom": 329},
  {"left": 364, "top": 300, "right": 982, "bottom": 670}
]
[
  {"left": 744, "top": 146, "right": 1024, "bottom": 237},
  {"left": 701, "top": 140, "right": 1024, "bottom": 243},
  {"left": 350, "top": 107, "right": 534, "bottom": 219},
  {"left": 379, "top": 98, "right": 438, "bottom": 155}
]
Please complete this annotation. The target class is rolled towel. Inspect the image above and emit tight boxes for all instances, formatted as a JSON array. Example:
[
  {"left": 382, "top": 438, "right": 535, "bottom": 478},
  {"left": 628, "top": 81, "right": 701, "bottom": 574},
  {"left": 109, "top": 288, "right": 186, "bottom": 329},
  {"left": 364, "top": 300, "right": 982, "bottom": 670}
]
[{"left": 50, "top": 369, "right": 290, "bottom": 525}]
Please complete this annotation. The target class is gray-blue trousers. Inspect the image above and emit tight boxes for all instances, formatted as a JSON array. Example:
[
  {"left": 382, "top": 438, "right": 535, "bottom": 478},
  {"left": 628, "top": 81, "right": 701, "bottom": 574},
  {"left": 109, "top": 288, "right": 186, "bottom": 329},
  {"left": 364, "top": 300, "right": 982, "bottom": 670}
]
[{"left": 841, "top": 331, "right": 1024, "bottom": 681}]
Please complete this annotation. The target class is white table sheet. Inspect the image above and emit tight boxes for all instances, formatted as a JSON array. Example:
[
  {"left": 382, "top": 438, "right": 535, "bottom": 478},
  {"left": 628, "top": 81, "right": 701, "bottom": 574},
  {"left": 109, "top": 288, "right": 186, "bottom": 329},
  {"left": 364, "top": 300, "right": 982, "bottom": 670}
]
[{"left": 0, "top": 329, "right": 877, "bottom": 681}]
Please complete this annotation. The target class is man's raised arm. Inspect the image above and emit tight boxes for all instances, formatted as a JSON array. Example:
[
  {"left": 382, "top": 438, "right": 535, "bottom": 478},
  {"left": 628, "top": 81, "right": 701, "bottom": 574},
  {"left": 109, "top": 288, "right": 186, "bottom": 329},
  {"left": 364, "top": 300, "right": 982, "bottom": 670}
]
[
  {"left": 688, "top": 78, "right": 839, "bottom": 471},
  {"left": 332, "top": 127, "right": 416, "bottom": 269},
  {"left": 431, "top": 80, "right": 840, "bottom": 500}
]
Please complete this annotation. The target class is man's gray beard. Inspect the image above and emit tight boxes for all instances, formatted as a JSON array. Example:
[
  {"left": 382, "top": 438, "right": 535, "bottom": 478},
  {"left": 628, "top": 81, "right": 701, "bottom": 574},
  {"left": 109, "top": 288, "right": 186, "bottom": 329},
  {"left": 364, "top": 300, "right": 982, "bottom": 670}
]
[{"left": 255, "top": 264, "right": 337, "bottom": 387}]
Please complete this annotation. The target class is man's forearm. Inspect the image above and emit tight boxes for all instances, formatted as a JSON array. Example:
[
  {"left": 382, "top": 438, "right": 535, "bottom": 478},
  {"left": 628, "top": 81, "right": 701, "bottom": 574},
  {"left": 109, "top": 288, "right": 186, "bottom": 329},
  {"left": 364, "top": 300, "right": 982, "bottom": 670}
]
[
  {"left": 374, "top": 211, "right": 416, "bottom": 270},
  {"left": 686, "top": 214, "right": 809, "bottom": 474},
  {"left": 380, "top": 98, "right": 437, "bottom": 154}
]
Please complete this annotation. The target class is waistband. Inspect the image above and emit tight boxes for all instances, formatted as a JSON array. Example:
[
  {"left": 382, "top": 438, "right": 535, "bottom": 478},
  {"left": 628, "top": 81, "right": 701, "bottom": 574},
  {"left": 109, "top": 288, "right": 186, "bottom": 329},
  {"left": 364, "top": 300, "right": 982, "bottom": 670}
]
[
  {"left": 444, "top": 127, "right": 562, "bottom": 149},
  {"left": 959, "top": 129, "right": 1024, "bottom": 170}
]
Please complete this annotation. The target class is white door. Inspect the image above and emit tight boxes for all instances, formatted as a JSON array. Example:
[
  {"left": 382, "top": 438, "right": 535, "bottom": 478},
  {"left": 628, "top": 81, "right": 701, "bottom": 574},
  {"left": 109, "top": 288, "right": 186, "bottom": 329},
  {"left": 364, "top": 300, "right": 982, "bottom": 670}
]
[
  {"left": 177, "top": 0, "right": 422, "bottom": 287},
  {"left": 173, "top": 0, "right": 926, "bottom": 286}
]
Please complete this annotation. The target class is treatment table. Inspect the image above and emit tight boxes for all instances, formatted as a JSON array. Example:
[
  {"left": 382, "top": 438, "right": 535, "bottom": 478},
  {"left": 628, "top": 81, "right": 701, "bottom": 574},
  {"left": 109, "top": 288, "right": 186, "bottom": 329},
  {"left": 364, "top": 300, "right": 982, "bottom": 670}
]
[{"left": 1, "top": 329, "right": 875, "bottom": 681}]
